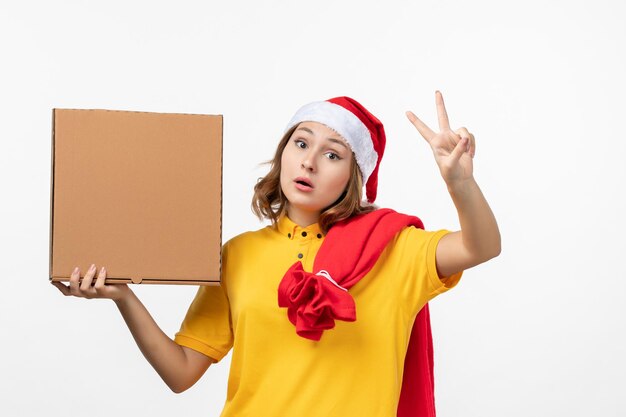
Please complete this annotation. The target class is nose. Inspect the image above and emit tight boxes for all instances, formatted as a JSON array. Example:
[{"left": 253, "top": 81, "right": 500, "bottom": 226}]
[{"left": 301, "top": 154, "right": 316, "bottom": 172}]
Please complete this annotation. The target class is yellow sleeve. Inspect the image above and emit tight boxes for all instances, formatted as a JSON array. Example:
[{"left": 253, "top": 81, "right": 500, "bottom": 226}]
[
  {"left": 174, "top": 243, "right": 234, "bottom": 362},
  {"left": 392, "top": 227, "right": 463, "bottom": 317}
]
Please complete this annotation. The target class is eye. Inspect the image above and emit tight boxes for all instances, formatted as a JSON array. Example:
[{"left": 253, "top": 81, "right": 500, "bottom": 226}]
[
  {"left": 294, "top": 139, "right": 307, "bottom": 149},
  {"left": 325, "top": 152, "right": 342, "bottom": 161}
]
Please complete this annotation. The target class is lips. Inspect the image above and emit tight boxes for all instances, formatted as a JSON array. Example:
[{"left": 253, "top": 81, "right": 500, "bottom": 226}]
[{"left": 294, "top": 177, "right": 314, "bottom": 189}]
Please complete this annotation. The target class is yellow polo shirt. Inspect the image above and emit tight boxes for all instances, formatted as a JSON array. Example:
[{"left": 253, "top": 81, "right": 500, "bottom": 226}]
[{"left": 174, "top": 213, "right": 462, "bottom": 417}]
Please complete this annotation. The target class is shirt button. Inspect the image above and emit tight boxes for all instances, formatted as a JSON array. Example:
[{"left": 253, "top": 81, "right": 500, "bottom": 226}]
[
  {"left": 297, "top": 253, "right": 303, "bottom": 259},
  {"left": 301, "top": 231, "right": 307, "bottom": 237},
  {"left": 317, "top": 233, "right": 322, "bottom": 239},
  {"left": 287, "top": 233, "right": 291, "bottom": 238}
]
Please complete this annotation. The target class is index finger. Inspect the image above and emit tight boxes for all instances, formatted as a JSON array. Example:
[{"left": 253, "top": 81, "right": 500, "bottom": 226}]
[
  {"left": 405, "top": 111, "right": 436, "bottom": 142},
  {"left": 436, "top": 90, "right": 451, "bottom": 131}
]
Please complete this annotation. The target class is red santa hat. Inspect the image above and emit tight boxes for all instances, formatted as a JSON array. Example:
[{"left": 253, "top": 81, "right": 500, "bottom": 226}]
[{"left": 284, "top": 96, "right": 386, "bottom": 203}]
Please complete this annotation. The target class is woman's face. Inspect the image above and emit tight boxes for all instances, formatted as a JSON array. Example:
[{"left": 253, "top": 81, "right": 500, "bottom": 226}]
[{"left": 280, "top": 121, "right": 353, "bottom": 223}]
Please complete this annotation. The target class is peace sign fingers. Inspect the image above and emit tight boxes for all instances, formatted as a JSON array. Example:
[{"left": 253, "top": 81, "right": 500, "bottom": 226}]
[
  {"left": 405, "top": 90, "right": 475, "bottom": 185},
  {"left": 405, "top": 90, "right": 453, "bottom": 144}
]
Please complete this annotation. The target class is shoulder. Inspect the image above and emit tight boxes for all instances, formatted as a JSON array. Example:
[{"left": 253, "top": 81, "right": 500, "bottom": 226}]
[
  {"left": 389, "top": 226, "right": 453, "bottom": 257},
  {"left": 394, "top": 225, "right": 450, "bottom": 243},
  {"left": 220, "top": 225, "right": 283, "bottom": 282},
  {"left": 223, "top": 224, "right": 276, "bottom": 254}
]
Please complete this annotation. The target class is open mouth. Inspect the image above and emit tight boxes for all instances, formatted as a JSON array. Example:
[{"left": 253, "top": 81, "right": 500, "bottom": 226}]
[{"left": 295, "top": 177, "right": 314, "bottom": 189}]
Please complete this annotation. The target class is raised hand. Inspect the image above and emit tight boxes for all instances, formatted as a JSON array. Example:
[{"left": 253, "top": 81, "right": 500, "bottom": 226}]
[{"left": 406, "top": 90, "right": 475, "bottom": 186}]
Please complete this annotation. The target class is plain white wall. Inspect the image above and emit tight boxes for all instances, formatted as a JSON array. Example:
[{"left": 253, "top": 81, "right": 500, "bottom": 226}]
[{"left": 1, "top": 0, "right": 624, "bottom": 416}]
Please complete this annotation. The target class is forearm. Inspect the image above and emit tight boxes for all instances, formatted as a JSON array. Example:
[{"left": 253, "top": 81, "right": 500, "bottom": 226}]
[
  {"left": 114, "top": 291, "right": 190, "bottom": 392},
  {"left": 447, "top": 177, "right": 501, "bottom": 261}
]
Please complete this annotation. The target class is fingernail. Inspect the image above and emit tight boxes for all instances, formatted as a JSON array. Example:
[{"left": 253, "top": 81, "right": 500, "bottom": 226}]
[
  {"left": 73, "top": 267, "right": 78, "bottom": 274},
  {"left": 100, "top": 267, "right": 105, "bottom": 274},
  {"left": 90, "top": 263, "right": 95, "bottom": 270}
]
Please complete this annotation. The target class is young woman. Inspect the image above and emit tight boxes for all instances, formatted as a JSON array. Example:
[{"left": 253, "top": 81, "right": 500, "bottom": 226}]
[{"left": 52, "top": 91, "right": 500, "bottom": 417}]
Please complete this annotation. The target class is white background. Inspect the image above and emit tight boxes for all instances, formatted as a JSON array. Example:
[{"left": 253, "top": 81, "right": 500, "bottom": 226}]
[{"left": 1, "top": 0, "right": 624, "bottom": 416}]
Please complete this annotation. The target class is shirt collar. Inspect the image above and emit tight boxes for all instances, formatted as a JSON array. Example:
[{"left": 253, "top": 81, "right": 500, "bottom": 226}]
[{"left": 276, "top": 212, "right": 324, "bottom": 241}]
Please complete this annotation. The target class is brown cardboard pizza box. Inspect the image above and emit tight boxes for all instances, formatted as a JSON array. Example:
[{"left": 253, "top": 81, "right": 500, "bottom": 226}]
[{"left": 49, "top": 109, "right": 222, "bottom": 285}]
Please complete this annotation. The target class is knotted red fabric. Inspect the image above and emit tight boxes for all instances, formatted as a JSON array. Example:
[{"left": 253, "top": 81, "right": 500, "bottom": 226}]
[{"left": 277, "top": 208, "right": 438, "bottom": 417}]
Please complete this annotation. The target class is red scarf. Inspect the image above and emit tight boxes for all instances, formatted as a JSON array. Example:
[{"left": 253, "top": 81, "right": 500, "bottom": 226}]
[{"left": 278, "top": 208, "right": 437, "bottom": 417}]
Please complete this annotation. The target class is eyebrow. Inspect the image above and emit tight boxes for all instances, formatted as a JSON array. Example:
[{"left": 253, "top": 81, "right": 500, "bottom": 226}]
[{"left": 295, "top": 126, "right": 349, "bottom": 150}]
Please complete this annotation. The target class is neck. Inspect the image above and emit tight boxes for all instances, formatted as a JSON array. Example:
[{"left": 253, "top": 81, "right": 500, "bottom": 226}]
[{"left": 285, "top": 206, "right": 320, "bottom": 228}]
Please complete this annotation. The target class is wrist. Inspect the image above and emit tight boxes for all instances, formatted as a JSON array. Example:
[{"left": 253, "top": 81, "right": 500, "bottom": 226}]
[
  {"left": 446, "top": 177, "right": 476, "bottom": 195},
  {"left": 114, "top": 288, "right": 136, "bottom": 306}
]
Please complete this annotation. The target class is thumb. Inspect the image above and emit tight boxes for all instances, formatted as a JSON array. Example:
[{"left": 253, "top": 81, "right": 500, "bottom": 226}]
[{"left": 450, "top": 137, "right": 469, "bottom": 164}]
